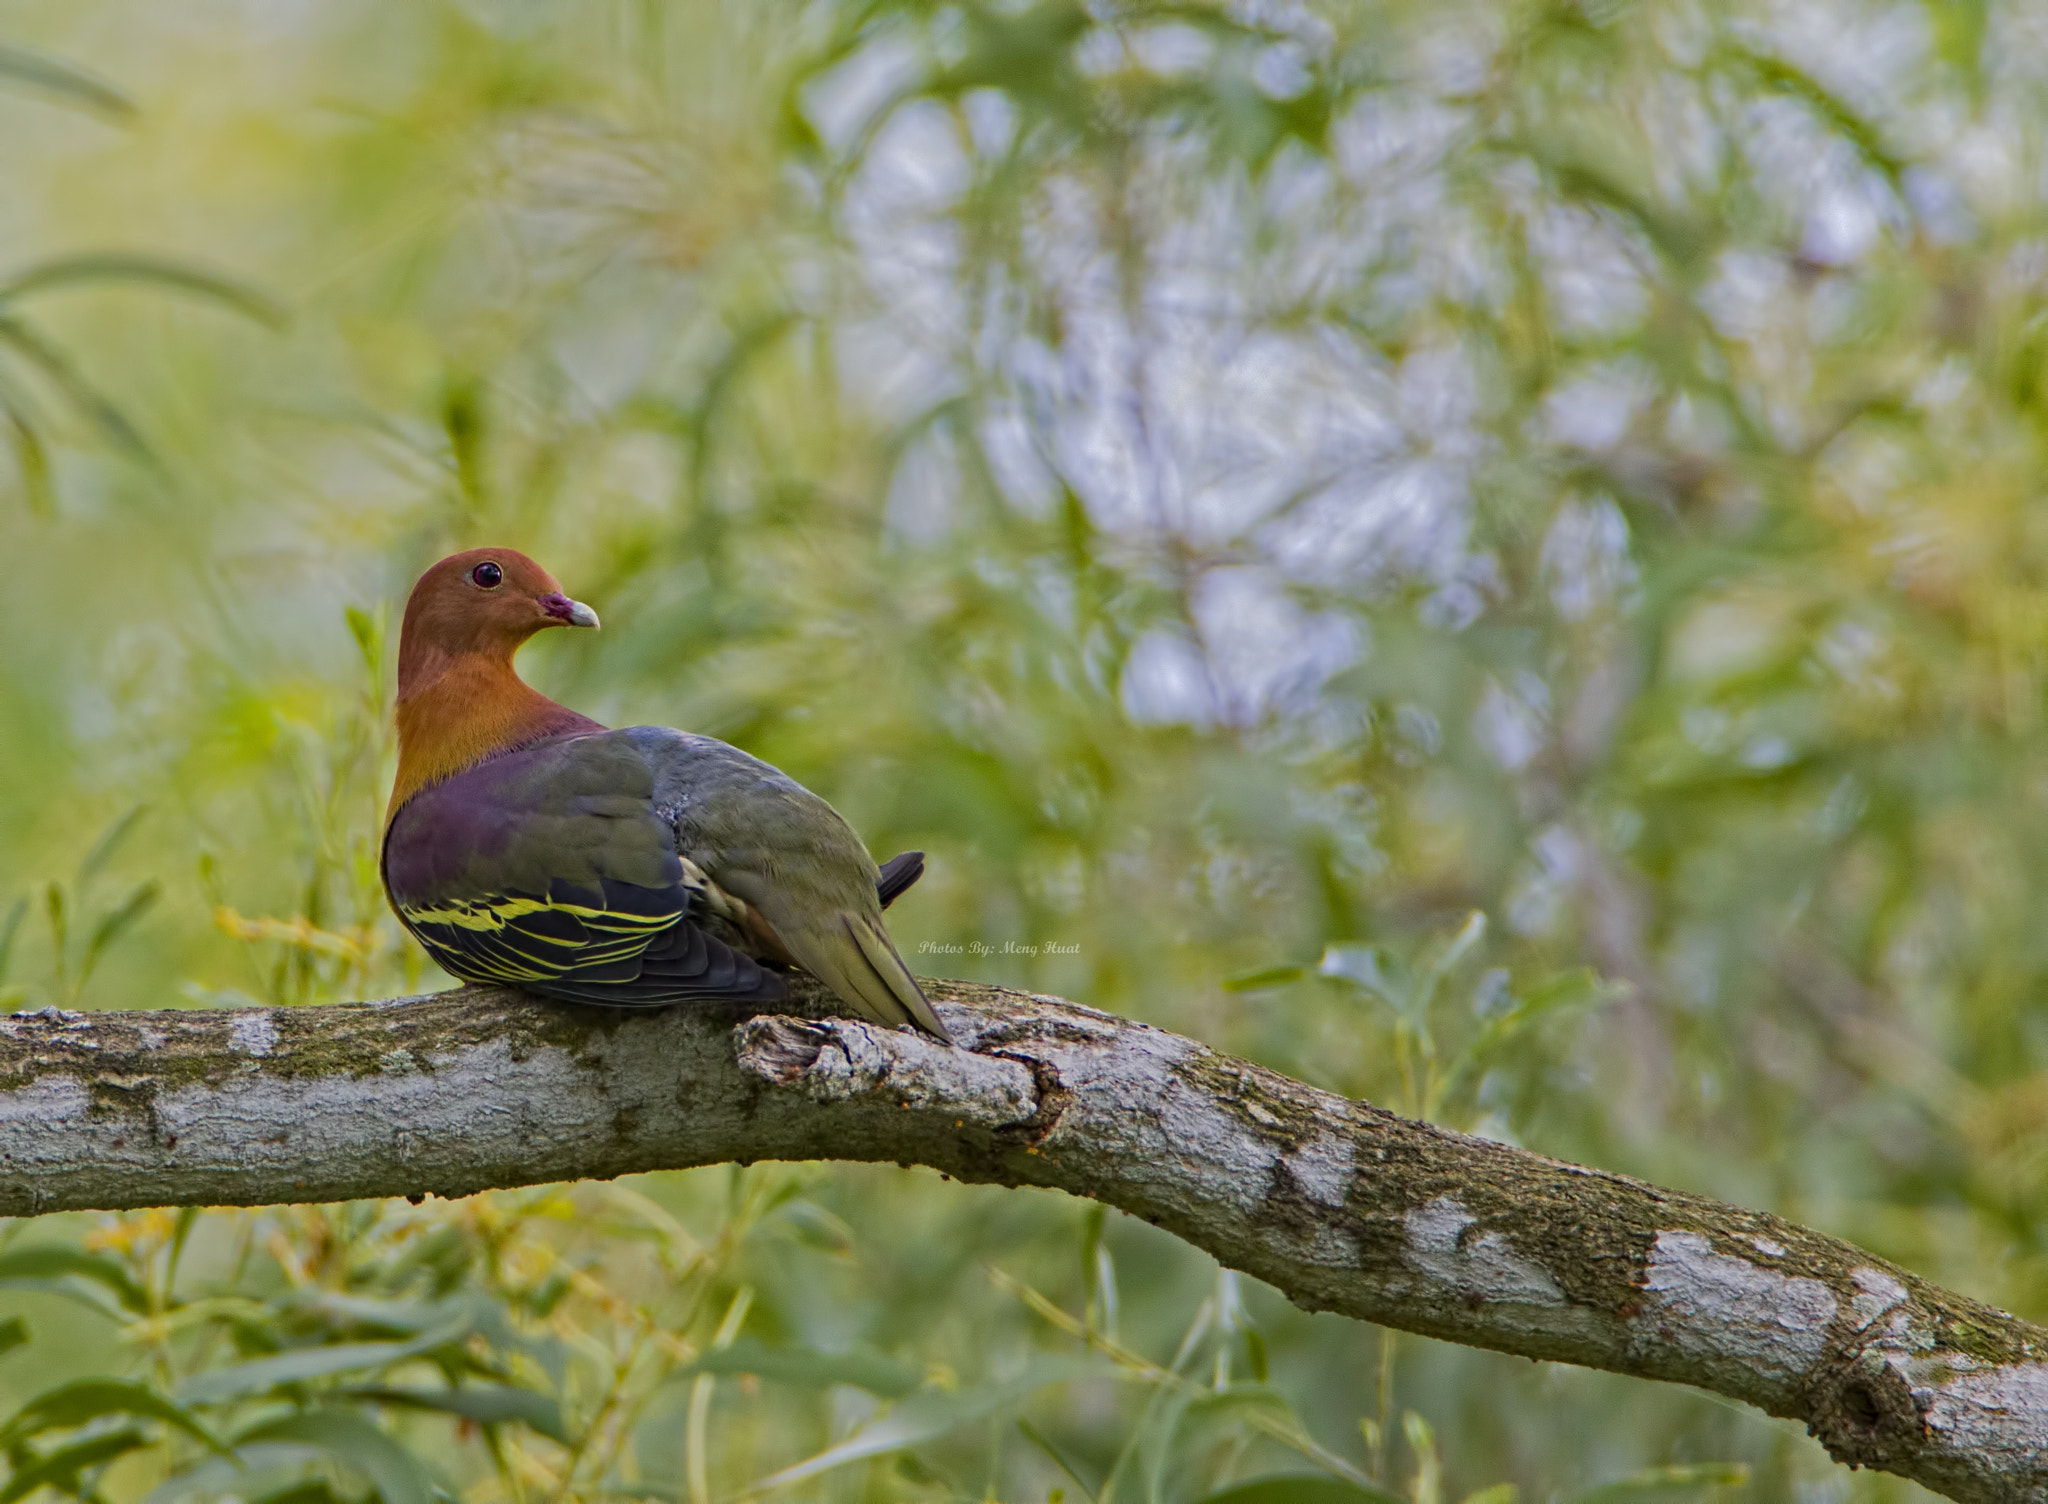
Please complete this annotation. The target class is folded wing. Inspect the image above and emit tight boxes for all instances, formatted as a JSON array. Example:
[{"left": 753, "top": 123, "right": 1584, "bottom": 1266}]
[{"left": 383, "top": 731, "right": 785, "bottom": 1007}]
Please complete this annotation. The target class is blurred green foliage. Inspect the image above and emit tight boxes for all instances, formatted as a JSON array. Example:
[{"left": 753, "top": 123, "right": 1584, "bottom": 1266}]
[{"left": 0, "top": 0, "right": 2036, "bottom": 1495}]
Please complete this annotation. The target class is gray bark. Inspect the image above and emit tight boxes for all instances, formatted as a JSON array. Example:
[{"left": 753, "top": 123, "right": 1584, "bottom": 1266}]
[{"left": 0, "top": 979, "right": 2042, "bottom": 1499}]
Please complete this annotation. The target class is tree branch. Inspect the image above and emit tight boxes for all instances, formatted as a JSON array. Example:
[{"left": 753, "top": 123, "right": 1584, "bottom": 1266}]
[{"left": 0, "top": 981, "right": 2042, "bottom": 1499}]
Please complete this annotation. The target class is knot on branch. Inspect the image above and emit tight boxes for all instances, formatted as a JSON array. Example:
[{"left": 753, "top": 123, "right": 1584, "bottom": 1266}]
[
  {"left": 733, "top": 1016, "right": 827, "bottom": 1082},
  {"left": 733, "top": 1014, "right": 1040, "bottom": 1130},
  {"left": 1805, "top": 1353, "right": 1926, "bottom": 1467}
]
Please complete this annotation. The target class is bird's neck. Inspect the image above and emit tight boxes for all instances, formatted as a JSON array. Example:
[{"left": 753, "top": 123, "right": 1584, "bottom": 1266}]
[{"left": 388, "top": 648, "right": 603, "bottom": 820}]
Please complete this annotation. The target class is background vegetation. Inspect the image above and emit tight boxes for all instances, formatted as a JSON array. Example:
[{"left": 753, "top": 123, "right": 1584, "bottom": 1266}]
[{"left": 0, "top": 0, "right": 2034, "bottom": 1496}]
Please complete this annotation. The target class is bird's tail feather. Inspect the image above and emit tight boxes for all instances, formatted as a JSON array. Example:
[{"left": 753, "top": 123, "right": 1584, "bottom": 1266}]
[
  {"left": 876, "top": 851, "right": 925, "bottom": 909},
  {"left": 845, "top": 913, "right": 950, "bottom": 1040},
  {"left": 779, "top": 912, "right": 950, "bottom": 1041}
]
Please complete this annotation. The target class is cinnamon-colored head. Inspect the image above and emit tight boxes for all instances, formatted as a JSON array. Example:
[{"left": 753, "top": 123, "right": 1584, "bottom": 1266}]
[
  {"left": 388, "top": 548, "right": 604, "bottom": 818},
  {"left": 398, "top": 547, "right": 598, "bottom": 676}
]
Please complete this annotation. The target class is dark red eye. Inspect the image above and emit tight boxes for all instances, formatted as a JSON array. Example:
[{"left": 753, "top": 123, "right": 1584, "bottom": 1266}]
[{"left": 470, "top": 561, "right": 503, "bottom": 589}]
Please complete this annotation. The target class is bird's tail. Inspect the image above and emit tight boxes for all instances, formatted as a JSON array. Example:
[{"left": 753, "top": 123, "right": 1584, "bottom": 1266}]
[
  {"left": 785, "top": 912, "right": 951, "bottom": 1041},
  {"left": 876, "top": 850, "right": 925, "bottom": 909}
]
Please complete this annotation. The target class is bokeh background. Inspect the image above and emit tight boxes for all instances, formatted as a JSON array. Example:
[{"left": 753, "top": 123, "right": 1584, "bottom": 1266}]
[{"left": 0, "top": 0, "right": 2036, "bottom": 1498}]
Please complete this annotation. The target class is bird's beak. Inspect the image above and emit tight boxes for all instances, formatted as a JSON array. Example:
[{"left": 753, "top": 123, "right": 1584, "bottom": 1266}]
[{"left": 540, "top": 592, "right": 601, "bottom": 629}]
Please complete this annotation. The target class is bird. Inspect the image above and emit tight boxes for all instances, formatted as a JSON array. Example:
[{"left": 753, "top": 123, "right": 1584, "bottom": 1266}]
[{"left": 379, "top": 547, "right": 950, "bottom": 1040}]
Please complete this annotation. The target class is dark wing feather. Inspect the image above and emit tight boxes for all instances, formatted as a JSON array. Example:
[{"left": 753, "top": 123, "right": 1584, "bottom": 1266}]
[{"left": 383, "top": 733, "right": 784, "bottom": 1007}]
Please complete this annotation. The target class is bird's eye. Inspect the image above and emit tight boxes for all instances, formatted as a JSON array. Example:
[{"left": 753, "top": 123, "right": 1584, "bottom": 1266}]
[{"left": 470, "top": 561, "right": 504, "bottom": 589}]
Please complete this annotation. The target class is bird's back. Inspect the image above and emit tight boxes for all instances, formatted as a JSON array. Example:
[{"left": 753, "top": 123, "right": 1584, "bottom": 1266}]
[{"left": 621, "top": 726, "right": 882, "bottom": 907}]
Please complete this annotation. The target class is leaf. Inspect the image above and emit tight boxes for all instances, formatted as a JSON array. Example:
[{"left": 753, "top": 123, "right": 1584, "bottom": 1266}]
[
  {"left": 0, "top": 1244, "right": 150, "bottom": 1315},
  {"left": 0, "top": 1317, "right": 28, "bottom": 1358},
  {"left": 1097, "top": 1369, "right": 1191, "bottom": 1504},
  {"left": 1507, "top": 967, "right": 1615, "bottom": 1019},
  {"left": 0, "top": 254, "right": 287, "bottom": 328},
  {"left": 1422, "top": 913, "right": 1488, "bottom": 991},
  {"left": 345, "top": 604, "right": 383, "bottom": 673},
  {"left": 441, "top": 370, "right": 485, "bottom": 507},
  {"left": 167, "top": 1205, "right": 200, "bottom": 1284},
  {"left": 1016, "top": 1415, "right": 1099, "bottom": 1500},
  {"left": 1149, "top": 1376, "right": 1226, "bottom": 1504},
  {"left": 1318, "top": 945, "right": 1404, "bottom": 1007},
  {"left": 176, "top": 1320, "right": 470, "bottom": 1404},
  {"left": 1197, "top": 1479, "right": 1405, "bottom": 1504},
  {"left": 1571, "top": 1465, "right": 1749, "bottom": 1504},
  {"left": 1174, "top": 1385, "right": 1294, "bottom": 1431},
  {"left": 1537, "top": 127, "right": 1712, "bottom": 268},
  {"left": 175, "top": 1339, "right": 430, "bottom": 1404},
  {"left": 0, "top": 1378, "right": 226, "bottom": 1454},
  {"left": 1442, "top": 966, "right": 1625, "bottom": 1110},
  {"left": 752, "top": 1357, "right": 1094, "bottom": 1490},
  {"left": 344, "top": 1382, "right": 568, "bottom": 1442},
  {"left": 1, "top": 402, "right": 51, "bottom": 519},
  {"left": 0, "top": 315, "right": 156, "bottom": 466},
  {"left": 75, "top": 805, "right": 147, "bottom": 890},
  {"left": 248, "top": 1484, "right": 354, "bottom": 1504},
  {"left": 0, "top": 44, "right": 135, "bottom": 120},
  {"left": 143, "top": 1442, "right": 326, "bottom": 1504},
  {"left": 684, "top": 1337, "right": 922, "bottom": 1399},
  {"left": 42, "top": 884, "right": 65, "bottom": 976},
  {"left": 0, "top": 897, "right": 27, "bottom": 983},
  {"left": 772, "top": 1198, "right": 856, "bottom": 1256},
  {"left": 233, "top": 1408, "right": 435, "bottom": 1504},
  {"left": 1221, "top": 966, "right": 1307, "bottom": 993},
  {"left": 1719, "top": 44, "right": 1902, "bottom": 182},
  {"left": 211, "top": 908, "right": 370, "bottom": 962},
  {"left": 248, "top": 1483, "right": 354, "bottom": 1504},
  {"left": 0, "top": 1425, "right": 150, "bottom": 1504},
  {"left": 78, "top": 880, "right": 160, "bottom": 991},
  {"left": 1240, "top": 1325, "right": 1268, "bottom": 1384},
  {"left": 287, "top": 1289, "right": 536, "bottom": 1362},
  {"left": 292, "top": 1287, "right": 509, "bottom": 1338}
]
